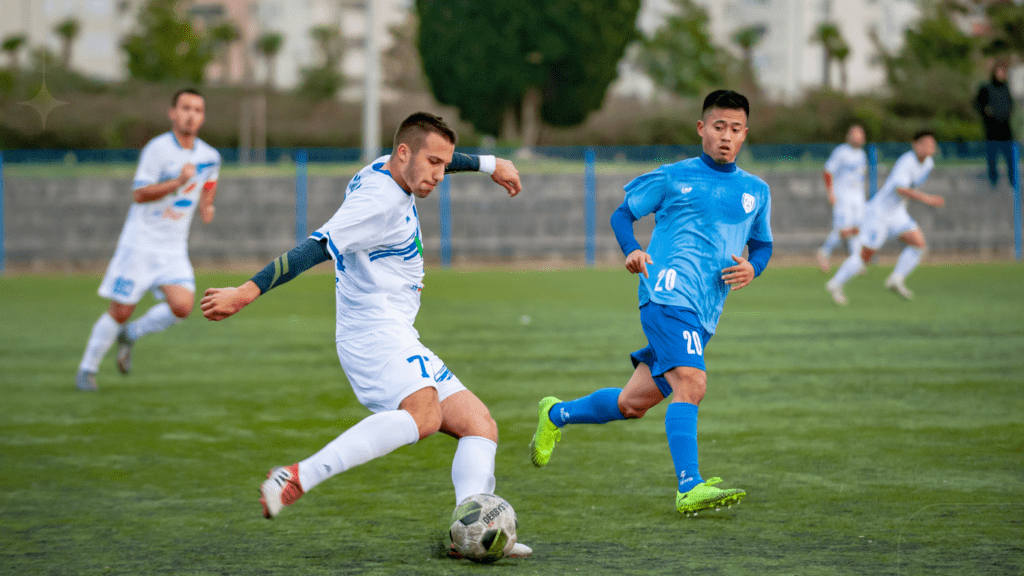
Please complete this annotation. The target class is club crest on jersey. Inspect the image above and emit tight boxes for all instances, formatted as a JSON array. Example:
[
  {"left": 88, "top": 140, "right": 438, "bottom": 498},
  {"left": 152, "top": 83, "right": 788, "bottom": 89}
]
[{"left": 742, "top": 193, "right": 756, "bottom": 214}]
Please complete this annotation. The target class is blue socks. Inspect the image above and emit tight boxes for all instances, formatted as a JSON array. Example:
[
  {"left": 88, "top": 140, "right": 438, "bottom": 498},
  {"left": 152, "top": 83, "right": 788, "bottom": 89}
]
[
  {"left": 549, "top": 388, "right": 626, "bottom": 427},
  {"left": 666, "top": 402, "right": 702, "bottom": 493}
]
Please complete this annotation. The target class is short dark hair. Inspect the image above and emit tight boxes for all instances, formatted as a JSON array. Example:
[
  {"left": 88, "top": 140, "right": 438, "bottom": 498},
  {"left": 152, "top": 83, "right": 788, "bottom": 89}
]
[
  {"left": 912, "top": 130, "right": 935, "bottom": 142},
  {"left": 393, "top": 112, "right": 457, "bottom": 153},
  {"left": 702, "top": 90, "right": 750, "bottom": 119},
  {"left": 172, "top": 88, "right": 204, "bottom": 107}
]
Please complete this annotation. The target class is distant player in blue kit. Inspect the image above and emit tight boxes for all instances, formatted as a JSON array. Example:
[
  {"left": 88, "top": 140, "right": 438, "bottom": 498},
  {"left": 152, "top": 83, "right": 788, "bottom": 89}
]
[{"left": 529, "top": 90, "right": 773, "bottom": 516}]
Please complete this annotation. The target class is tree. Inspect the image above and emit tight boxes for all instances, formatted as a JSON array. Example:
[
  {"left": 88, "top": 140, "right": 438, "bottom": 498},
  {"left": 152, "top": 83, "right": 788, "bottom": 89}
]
[
  {"left": 637, "top": 0, "right": 725, "bottom": 98},
  {"left": 983, "top": 1, "right": 1024, "bottom": 58},
  {"left": 122, "top": 0, "right": 212, "bottom": 83},
  {"left": 2, "top": 34, "right": 27, "bottom": 70},
  {"left": 416, "top": 0, "right": 641, "bottom": 147},
  {"left": 256, "top": 32, "right": 284, "bottom": 89},
  {"left": 870, "top": 4, "right": 981, "bottom": 140},
  {"left": 811, "top": 22, "right": 848, "bottom": 90},
  {"left": 731, "top": 25, "right": 765, "bottom": 95},
  {"left": 54, "top": 18, "right": 81, "bottom": 69},
  {"left": 298, "top": 25, "right": 342, "bottom": 99},
  {"left": 209, "top": 22, "right": 239, "bottom": 84}
]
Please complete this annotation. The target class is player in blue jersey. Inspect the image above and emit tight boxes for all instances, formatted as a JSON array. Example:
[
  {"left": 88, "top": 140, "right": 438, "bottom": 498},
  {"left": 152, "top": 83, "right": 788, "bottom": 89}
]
[{"left": 529, "top": 90, "right": 773, "bottom": 516}]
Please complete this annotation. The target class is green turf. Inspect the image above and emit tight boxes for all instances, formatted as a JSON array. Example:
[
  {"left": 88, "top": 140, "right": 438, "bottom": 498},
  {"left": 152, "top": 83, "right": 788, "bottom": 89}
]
[{"left": 1, "top": 264, "right": 1022, "bottom": 575}]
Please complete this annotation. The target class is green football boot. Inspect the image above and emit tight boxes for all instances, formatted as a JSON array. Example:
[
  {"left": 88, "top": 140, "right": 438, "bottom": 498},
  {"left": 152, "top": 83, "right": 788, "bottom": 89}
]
[
  {"left": 676, "top": 477, "right": 745, "bottom": 516},
  {"left": 529, "top": 396, "right": 562, "bottom": 467}
]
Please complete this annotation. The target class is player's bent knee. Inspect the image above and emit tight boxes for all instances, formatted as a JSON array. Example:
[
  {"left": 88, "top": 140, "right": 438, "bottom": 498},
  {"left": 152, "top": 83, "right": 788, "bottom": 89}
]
[
  {"left": 413, "top": 411, "right": 443, "bottom": 440},
  {"left": 618, "top": 404, "right": 648, "bottom": 419}
]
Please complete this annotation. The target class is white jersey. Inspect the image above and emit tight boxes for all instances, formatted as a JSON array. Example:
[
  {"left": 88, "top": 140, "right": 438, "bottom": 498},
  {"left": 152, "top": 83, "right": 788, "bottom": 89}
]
[
  {"left": 824, "top": 143, "right": 867, "bottom": 205},
  {"left": 869, "top": 150, "right": 934, "bottom": 214},
  {"left": 312, "top": 157, "right": 425, "bottom": 342},
  {"left": 118, "top": 132, "right": 221, "bottom": 256}
]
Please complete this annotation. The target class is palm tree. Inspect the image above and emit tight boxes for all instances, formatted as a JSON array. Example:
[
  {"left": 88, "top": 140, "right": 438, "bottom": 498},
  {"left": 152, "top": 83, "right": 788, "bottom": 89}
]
[
  {"left": 2, "top": 34, "right": 27, "bottom": 70},
  {"left": 209, "top": 22, "right": 240, "bottom": 83},
  {"left": 309, "top": 25, "right": 341, "bottom": 66},
  {"left": 54, "top": 17, "right": 81, "bottom": 69},
  {"left": 256, "top": 32, "right": 284, "bottom": 89},
  {"left": 811, "top": 22, "right": 848, "bottom": 90},
  {"left": 732, "top": 25, "right": 765, "bottom": 94}
]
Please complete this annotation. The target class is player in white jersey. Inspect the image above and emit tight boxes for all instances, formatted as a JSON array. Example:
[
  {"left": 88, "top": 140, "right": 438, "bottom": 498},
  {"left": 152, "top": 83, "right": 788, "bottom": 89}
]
[
  {"left": 826, "top": 131, "right": 945, "bottom": 305},
  {"left": 816, "top": 125, "right": 867, "bottom": 272},
  {"left": 199, "top": 113, "right": 532, "bottom": 558},
  {"left": 76, "top": 89, "right": 220, "bottom": 391}
]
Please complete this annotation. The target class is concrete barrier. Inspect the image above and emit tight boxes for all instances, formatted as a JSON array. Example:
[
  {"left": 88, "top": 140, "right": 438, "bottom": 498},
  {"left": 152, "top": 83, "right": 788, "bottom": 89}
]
[{"left": 3, "top": 165, "right": 1019, "bottom": 271}]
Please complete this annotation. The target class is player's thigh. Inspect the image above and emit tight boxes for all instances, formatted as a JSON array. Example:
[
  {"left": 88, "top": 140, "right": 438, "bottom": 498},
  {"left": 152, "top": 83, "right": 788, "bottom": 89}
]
[
  {"left": 638, "top": 304, "right": 711, "bottom": 375},
  {"left": 439, "top": 390, "right": 497, "bottom": 441},
  {"left": 618, "top": 362, "right": 666, "bottom": 419},
  {"left": 98, "top": 246, "right": 159, "bottom": 305},
  {"left": 898, "top": 227, "right": 926, "bottom": 248},
  {"left": 159, "top": 284, "right": 195, "bottom": 317},
  {"left": 337, "top": 330, "right": 466, "bottom": 414},
  {"left": 889, "top": 210, "right": 920, "bottom": 245},
  {"left": 662, "top": 366, "right": 707, "bottom": 405},
  {"left": 154, "top": 254, "right": 196, "bottom": 315},
  {"left": 857, "top": 211, "right": 888, "bottom": 251}
]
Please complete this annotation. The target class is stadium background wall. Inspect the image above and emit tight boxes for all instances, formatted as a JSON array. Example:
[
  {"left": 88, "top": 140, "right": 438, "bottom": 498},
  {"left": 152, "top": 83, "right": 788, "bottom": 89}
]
[{"left": 2, "top": 167, "right": 1020, "bottom": 271}]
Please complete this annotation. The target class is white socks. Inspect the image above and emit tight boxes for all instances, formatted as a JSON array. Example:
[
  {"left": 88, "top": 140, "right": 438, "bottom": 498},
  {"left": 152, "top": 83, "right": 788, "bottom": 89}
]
[
  {"left": 891, "top": 246, "right": 924, "bottom": 281},
  {"left": 829, "top": 252, "right": 866, "bottom": 289},
  {"left": 78, "top": 312, "right": 120, "bottom": 373},
  {"left": 125, "top": 302, "right": 181, "bottom": 342},
  {"left": 295, "top": 417, "right": 498, "bottom": 503},
  {"left": 298, "top": 409, "right": 419, "bottom": 492},
  {"left": 452, "top": 436, "right": 497, "bottom": 504}
]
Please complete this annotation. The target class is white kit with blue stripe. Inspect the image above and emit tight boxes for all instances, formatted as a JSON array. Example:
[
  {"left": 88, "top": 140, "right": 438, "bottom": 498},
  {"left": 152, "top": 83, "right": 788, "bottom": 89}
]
[
  {"left": 312, "top": 157, "right": 427, "bottom": 342},
  {"left": 120, "top": 132, "right": 221, "bottom": 256}
]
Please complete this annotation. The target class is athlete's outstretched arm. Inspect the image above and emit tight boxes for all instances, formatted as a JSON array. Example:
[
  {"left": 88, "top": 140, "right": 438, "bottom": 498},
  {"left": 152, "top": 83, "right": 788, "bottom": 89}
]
[
  {"left": 201, "top": 238, "right": 331, "bottom": 321},
  {"left": 446, "top": 153, "right": 521, "bottom": 196},
  {"left": 896, "top": 186, "right": 944, "bottom": 207}
]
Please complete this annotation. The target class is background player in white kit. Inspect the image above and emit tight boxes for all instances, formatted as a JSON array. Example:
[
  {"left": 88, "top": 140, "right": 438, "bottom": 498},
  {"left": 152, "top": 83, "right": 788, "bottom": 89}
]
[
  {"left": 817, "top": 125, "right": 867, "bottom": 272},
  {"left": 825, "top": 131, "right": 945, "bottom": 305},
  {"left": 76, "top": 88, "right": 220, "bottom": 391},
  {"left": 199, "top": 112, "right": 532, "bottom": 557}
]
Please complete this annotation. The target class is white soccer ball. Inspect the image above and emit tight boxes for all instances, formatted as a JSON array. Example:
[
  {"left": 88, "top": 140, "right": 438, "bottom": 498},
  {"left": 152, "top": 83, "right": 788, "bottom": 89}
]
[{"left": 449, "top": 493, "right": 518, "bottom": 563}]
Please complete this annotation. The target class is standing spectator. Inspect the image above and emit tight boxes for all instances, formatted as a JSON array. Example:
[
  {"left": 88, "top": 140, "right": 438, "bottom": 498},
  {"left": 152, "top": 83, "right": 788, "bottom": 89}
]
[{"left": 974, "top": 59, "right": 1018, "bottom": 190}]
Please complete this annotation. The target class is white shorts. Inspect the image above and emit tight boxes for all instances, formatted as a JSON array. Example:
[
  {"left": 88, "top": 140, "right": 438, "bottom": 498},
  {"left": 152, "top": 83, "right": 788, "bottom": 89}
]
[
  {"left": 98, "top": 246, "right": 195, "bottom": 304},
  {"left": 336, "top": 328, "right": 467, "bottom": 413},
  {"left": 858, "top": 205, "right": 917, "bottom": 251},
  {"left": 832, "top": 198, "right": 865, "bottom": 231}
]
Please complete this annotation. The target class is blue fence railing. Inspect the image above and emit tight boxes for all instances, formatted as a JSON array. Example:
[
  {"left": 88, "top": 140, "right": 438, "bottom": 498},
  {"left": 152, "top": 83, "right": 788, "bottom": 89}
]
[{"left": 0, "top": 143, "right": 1021, "bottom": 273}]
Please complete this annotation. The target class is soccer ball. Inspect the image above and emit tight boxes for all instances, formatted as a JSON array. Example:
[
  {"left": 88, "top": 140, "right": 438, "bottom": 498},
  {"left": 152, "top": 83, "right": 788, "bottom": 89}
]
[{"left": 449, "top": 493, "right": 518, "bottom": 563}]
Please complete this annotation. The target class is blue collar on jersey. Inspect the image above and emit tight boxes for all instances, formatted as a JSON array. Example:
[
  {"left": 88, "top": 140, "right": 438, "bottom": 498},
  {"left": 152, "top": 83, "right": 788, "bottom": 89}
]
[
  {"left": 373, "top": 161, "right": 411, "bottom": 196},
  {"left": 700, "top": 152, "right": 737, "bottom": 173}
]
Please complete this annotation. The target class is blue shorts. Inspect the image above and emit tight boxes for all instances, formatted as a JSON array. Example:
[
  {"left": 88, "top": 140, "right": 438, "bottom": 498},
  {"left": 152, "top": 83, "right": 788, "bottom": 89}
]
[{"left": 630, "top": 303, "right": 712, "bottom": 398}]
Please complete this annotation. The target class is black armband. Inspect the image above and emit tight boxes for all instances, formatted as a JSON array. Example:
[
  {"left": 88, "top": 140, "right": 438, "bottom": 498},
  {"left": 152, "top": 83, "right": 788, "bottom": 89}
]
[
  {"left": 250, "top": 238, "right": 331, "bottom": 293},
  {"left": 446, "top": 152, "right": 481, "bottom": 173}
]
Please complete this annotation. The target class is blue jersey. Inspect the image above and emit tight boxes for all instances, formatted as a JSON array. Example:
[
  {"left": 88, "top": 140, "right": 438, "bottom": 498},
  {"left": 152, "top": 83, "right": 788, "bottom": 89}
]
[{"left": 624, "top": 155, "right": 773, "bottom": 334}]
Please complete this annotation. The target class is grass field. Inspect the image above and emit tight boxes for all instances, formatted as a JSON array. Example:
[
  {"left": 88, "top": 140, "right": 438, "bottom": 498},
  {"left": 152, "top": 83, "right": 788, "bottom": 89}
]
[{"left": 2, "top": 264, "right": 1022, "bottom": 575}]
